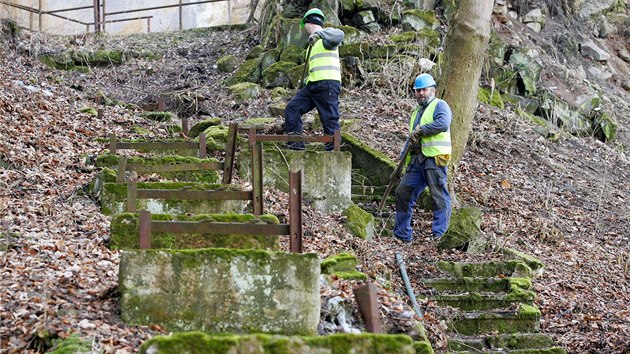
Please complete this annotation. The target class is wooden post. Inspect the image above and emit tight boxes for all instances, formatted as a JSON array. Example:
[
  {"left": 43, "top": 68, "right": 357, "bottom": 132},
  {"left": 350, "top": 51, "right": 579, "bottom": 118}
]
[
  {"left": 116, "top": 156, "right": 128, "bottom": 183},
  {"left": 222, "top": 122, "right": 238, "bottom": 184},
  {"left": 179, "top": 0, "right": 183, "bottom": 31},
  {"left": 198, "top": 133, "right": 206, "bottom": 158},
  {"left": 289, "top": 170, "right": 303, "bottom": 253},
  {"left": 93, "top": 0, "right": 100, "bottom": 33},
  {"left": 126, "top": 180, "right": 137, "bottom": 213},
  {"left": 109, "top": 133, "right": 117, "bottom": 154},
  {"left": 138, "top": 210, "right": 152, "bottom": 249},
  {"left": 353, "top": 282, "right": 382, "bottom": 333},
  {"left": 97, "top": 108, "right": 103, "bottom": 120}
]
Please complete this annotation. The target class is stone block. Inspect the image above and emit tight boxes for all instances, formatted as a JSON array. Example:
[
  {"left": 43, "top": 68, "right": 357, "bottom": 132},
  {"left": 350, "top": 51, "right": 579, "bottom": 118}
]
[
  {"left": 239, "top": 149, "right": 352, "bottom": 213},
  {"left": 119, "top": 248, "right": 320, "bottom": 335}
]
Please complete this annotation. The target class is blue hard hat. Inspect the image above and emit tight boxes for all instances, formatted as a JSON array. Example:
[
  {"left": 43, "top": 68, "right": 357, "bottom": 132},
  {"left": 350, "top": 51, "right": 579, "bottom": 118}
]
[{"left": 413, "top": 73, "right": 436, "bottom": 89}]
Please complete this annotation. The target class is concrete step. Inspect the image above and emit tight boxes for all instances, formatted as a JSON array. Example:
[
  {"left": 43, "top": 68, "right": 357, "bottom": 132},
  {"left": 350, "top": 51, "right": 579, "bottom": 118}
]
[
  {"left": 430, "top": 290, "right": 535, "bottom": 311},
  {"left": 420, "top": 277, "right": 532, "bottom": 293},
  {"left": 448, "top": 348, "right": 566, "bottom": 354},
  {"left": 448, "top": 304, "right": 541, "bottom": 335},
  {"left": 448, "top": 333, "right": 558, "bottom": 352},
  {"left": 437, "top": 260, "right": 535, "bottom": 278}
]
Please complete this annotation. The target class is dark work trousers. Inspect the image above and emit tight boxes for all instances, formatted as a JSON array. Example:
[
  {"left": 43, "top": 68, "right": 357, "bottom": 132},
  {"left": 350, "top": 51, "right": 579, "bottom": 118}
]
[
  {"left": 284, "top": 80, "right": 341, "bottom": 151},
  {"left": 393, "top": 155, "right": 451, "bottom": 241}
]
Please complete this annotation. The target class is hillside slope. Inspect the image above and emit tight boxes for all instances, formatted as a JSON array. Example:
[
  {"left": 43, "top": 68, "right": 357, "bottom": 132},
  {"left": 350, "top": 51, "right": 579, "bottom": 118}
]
[{"left": 1, "top": 4, "right": 629, "bottom": 354}]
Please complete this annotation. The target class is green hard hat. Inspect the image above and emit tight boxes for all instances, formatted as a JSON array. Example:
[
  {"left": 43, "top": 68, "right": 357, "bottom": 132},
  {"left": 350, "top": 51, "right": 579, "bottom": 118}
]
[{"left": 300, "top": 8, "right": 325, "bottom": 28}]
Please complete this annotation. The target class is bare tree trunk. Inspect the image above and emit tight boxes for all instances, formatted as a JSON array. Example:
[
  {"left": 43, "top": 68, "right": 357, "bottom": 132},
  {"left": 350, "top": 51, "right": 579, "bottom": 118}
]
[{"left": 436, "top": 0, "right": 493, "bottom": 206}]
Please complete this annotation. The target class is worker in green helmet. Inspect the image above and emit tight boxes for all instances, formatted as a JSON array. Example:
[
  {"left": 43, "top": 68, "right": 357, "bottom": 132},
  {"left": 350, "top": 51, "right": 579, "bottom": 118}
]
[{"left": 284, "top": 8, "right": 345, "bottom": 151}]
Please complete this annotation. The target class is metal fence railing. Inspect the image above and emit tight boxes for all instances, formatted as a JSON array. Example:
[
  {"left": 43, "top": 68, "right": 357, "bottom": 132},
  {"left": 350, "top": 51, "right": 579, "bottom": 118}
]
[{"left": 0, "top": 0, "right": 234, "bottom": 33}]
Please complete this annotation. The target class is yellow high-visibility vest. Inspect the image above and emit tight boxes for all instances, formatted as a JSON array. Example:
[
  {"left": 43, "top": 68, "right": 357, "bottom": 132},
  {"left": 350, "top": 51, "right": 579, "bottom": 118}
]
[
  {"left": 306, "top": 40, "right": 341, "bottom": 84},
  {"left": 405, "top": 99, "right": 452, "bottom": 166}
]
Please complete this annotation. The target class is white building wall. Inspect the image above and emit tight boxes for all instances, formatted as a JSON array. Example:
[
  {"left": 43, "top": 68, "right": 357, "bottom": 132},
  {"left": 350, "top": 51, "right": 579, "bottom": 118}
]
[{"left": 0, "top": 0, "right": 253, "bottom": 35}]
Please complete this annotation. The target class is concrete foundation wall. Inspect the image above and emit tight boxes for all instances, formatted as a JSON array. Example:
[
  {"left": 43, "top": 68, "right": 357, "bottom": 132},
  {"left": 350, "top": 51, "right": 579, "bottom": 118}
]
[
  {"left": 119, "top": 248, "right": 321, "bottom": 335},
  {"left": 0, "top": 0, "right": 253, "bottom": 35}
]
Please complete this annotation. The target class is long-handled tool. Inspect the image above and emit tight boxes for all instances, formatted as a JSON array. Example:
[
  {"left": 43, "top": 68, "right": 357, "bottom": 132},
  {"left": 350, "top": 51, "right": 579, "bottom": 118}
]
[
  {"left": 298, "top": 44, "right": 313, "bottom": 90},
  {"left": 378, "top": 144, "right": 412, "bottom": 212}
]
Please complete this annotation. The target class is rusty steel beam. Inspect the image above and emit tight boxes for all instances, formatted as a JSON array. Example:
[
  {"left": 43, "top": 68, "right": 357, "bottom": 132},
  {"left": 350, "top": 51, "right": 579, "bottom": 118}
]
[
  {"left": 198, "top": 132, "right": 207, "bottom": 158},
  {"left": 115, "top": 141, "right": 198, "bottom": 151},
  {"left": 138, "top": 210, "right": 152, "bottom": 249},
  {"left": 333, "top": 129, "right": 341, "bottom": 151},
  {"left": 137, "top": 189, "right": 252, "bottom": 201},
  {"left": 252, "top": 142, "right": 263, "bottom": 216},
  {"left": 222, "top": 122, "right": 238, "bottom": 184},
  {"left": 116, "top": 156, "right": 128, "bottom": 183},
  {"left": 151, "top": 221, "right": 290, "bottom": 235},
  {"left": 126, "top": 161, "right": 223, "bottom": 173},
  {"left": 289, "top": 170, "right": 303, "bottom": 253},
  {"left": 109, "top": 133, "right": 117, "bottom": 154},
  {"left": 127, "top": 180, "right": 137, "bottom": 212},
  {"left": 353, "top": 282, "right": 382, "bottom": 333}
]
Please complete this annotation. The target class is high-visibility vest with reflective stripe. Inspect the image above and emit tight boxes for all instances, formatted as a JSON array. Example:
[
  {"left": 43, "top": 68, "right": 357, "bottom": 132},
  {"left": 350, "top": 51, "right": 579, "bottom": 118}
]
[
  {"left": 405, "top": 99, "right": 452, "bottom": 165},
  {"left": 306, "top": 40, "right": 341, "bottom": 83}
]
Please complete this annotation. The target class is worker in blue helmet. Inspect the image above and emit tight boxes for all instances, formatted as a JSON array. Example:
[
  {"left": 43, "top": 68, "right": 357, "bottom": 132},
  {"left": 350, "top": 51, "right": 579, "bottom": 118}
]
[
  {"left": 392, "top": 73, "right": 452, "bottom": 243},
  {"left": 284, "top": 8, "right": 345, "bottom": 151}
]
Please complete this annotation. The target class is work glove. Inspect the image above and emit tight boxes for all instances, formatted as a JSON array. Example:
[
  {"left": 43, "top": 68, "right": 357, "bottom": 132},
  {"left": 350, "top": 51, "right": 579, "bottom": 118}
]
[
  {"left": 307, "top": 33, "right": 321, "bottom": 46},
  {"left": 410, "top": 126, "right": 422, "bottom": 144}
]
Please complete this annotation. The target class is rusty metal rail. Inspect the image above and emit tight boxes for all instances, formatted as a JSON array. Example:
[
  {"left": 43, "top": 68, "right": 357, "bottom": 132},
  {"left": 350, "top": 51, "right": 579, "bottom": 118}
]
[
  {"left": 137, "top": 169, "right": 304, "bottom": 253},
  {"left": 110, "top": 122, "right": 238, "bottom": 185},
  {"left": 109, "top": 133, "right": 208, "bottom": 158},
  {"left": 248, "top": 128, "right": 342, "bottom": 152}
]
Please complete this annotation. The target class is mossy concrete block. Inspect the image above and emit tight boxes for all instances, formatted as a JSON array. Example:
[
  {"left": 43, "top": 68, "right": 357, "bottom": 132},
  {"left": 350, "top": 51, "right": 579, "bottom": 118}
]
[
  {"left": 140, "top": 332, "right": 417, "bottom": 354},
  {"left": 120, "top": 249, "right": 320, "bottom": 335},
  {"left": 437, "top": 206, "right": 483, "bottom": 251},
  {"left": 502, "top": 248, "right": 545, "bottom": 277},
  {"left": 321, "top": 252, "right": 358, "bottom": 274},
  {"left": 448, "top": 304, "right": 541, "bottom": 335},
  {"left": 477, "top": 87, "right": 505, "bottom": 109},
  {"left": 140, "top": 111, "right": 176, "bottom": 122},
  {"left": 217, "top": 54, "right": 239, "bottom": 73},
  {"left": 110, "top": 213, "right": 281, "bottom": 250},
  {"left": 99, "top": 182, "right": 247, "bottom": 216},
  {"left": 188, "top": 117, "right": 221, "bottom": 138},
  {"left": 228, "top": 82, "right": 261, "bottom": 101},
  {"left": 93, "top": 155, "right": 221, "bottom": 183},
  {"left": 448, "top": 333, "right": 556, "bottom": 352},
  {"left": 238, "top": 149, "right": 352, "bottom": 212},
  {"left": 262, "top": 61, "right": 297, "bottom": 88},
  {"left": 401, "top": 9, "right": 438, "bottom": 31},
  {"left": 342, "top": 205, "right": 375, "bottom": 240},
  {"left": 341, "top": 133, "right": 395, "bottom": 185},
  {"left": 225, "top": 58, "right": 261, "bottom": 86},
  {"left": 436, "top": 260, "right": 534, "bottom": 278},
  {"left": 421, "top": 277, "right": 532, "bottom": 293},
  {"left": 203, "top": 124, "right": 241, "bottom": 152}
]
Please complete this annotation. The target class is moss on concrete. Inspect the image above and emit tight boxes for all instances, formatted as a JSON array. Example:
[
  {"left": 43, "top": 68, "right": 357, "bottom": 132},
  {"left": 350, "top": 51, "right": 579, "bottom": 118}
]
[
  {"left": 261, "top": 61, "right": 297, "bottom": 88},
  {"left": 141, "top": 332, "right": 417, "bottom": 353},
  {"left": 188, "top": 117, "right": 221, "bottom": 138},
  {"left": 110, "top": 212, "right": 280, "bottom": 250},
  {"left": 79, "top": 107, "right": 97, "bottom": 116},
  {"left": 321, "top": 252, "right": 358, "bottom": 274},
  {"left": 140, "top": 111, "right": 176, "bottom": 122},
  {"left": 342, "top": 204, "right": 374, "bottom": 240},
  {"left": 436, "top": 260, "right": 534, "bottom": 278},
  {"left": 48, "top": 333, "right": 92, "bottom": 354},
  {"left": 341, "top": 132, "right": 396, "bottom": 185}
]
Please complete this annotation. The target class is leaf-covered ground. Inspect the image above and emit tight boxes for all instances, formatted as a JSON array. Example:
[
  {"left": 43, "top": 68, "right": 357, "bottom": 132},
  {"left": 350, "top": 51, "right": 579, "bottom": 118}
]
[{"left": 1, "top": 23, "right": 629, "bottom": 354}]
